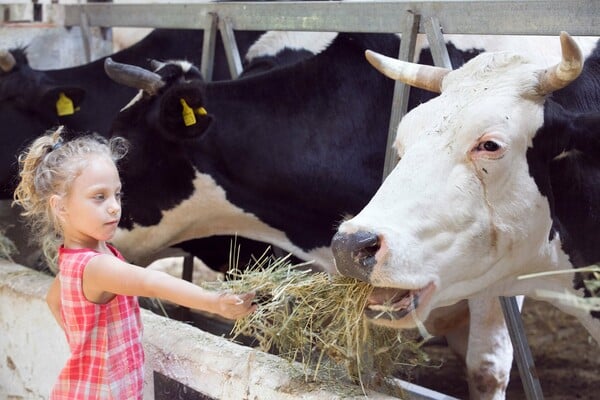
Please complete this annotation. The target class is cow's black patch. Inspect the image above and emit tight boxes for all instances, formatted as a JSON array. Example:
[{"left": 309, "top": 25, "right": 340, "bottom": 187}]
[{"left": 528, "top": 40, "right": 600, "bottom": 317}]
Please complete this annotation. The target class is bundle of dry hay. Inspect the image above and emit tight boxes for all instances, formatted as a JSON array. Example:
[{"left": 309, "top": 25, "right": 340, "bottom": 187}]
[{"left": 201, "top": 247, "right": 431, "bottom": 392}]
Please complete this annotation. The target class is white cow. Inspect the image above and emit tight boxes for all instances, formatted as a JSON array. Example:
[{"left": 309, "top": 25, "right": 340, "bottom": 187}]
[{"left": 332, "top": 32, "right": 600, "bottom": 399}]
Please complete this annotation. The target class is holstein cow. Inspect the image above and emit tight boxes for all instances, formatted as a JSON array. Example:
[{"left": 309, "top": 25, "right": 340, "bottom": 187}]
[
  {"left": 101, "top": 32, "right": 520, "bottom": 397},
  {"left": 332, "top": 32, "right": 600, "bottom": 398}
]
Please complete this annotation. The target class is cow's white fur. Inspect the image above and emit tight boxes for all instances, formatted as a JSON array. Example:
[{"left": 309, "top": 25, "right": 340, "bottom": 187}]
[
  {"left": 245, "top": 31, "right": 338, "bottom": 62},
  {"left": 112, "top": 171, "right": 333, "bottom": 271},
  {"left": 336, "top": 38, "right": 600, "bottom": 399}
]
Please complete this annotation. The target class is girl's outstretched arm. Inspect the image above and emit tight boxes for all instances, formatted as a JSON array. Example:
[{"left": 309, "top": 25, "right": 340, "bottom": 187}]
[
  {"left": 83, "top": 254, "right": 256, "bottom": 320},
  {"left": 46, "top": 276, "right": 65, "bottom": 331}
]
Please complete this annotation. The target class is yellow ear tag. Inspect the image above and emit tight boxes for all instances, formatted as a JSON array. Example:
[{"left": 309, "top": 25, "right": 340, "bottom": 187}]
[
  {"left": 56, "top": 92, "right": 74, "bottom": 116},
  {"left": 196, "top": 107, "right": 207, "bottom": 116},
  {"left": 180, "top": 98, "right": 197, "bottom": 126}
]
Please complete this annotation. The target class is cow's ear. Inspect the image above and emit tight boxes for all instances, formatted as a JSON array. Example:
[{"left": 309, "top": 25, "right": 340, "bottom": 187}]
[
  {"left": 39, "top": 87, "right": 86, "bottom": 118},
  {"left": 158, "top": 84, "right": 213, "bottom": 140}
]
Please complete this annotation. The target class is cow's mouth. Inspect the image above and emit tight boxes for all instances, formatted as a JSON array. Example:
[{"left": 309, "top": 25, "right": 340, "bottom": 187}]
[{"left": 365, "top": 282, "right": 435, "bottom": 321}]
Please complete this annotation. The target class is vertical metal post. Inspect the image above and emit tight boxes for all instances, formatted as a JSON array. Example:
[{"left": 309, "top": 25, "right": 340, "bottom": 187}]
[
  {"left": 423, "top": 17, "right": 452, "bottom": 68},
  {"left": 201, "top": 12, "right": 218, "bottom": 82},
  {"left": 79, "top": 10, "right": 92, "bottom": 63},
  {"left": 219, "top": 17, "right": 243, "bottom": 80},
  {"left": 500, "top": 296, "right": 545, "bottom": 399},
  {"left": 382, "top": 11, "right": 420, "bottom": 178}
]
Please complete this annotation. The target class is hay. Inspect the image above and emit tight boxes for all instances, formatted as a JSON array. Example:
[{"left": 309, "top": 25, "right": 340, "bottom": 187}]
[
  {"left": 519, "top": 265, "right": 600, "bottom": 311},
  {"left": 202, "top": 246, "right": 430, "bottom": 393}
]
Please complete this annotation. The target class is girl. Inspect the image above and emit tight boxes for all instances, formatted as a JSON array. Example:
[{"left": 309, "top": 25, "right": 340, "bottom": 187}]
[{"left": 13, "top": 127, "right": 257, "bottom": 399}]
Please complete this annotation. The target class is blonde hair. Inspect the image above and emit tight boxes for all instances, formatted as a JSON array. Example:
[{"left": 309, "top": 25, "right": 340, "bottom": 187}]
[{"left": 13, "top": 126, "right": 128, "bottom": 270}]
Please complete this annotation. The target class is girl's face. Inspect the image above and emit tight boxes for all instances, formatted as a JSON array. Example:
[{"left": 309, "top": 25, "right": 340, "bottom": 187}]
[{"left": 59, "top": 154, "right": 122, "bottom": 249}]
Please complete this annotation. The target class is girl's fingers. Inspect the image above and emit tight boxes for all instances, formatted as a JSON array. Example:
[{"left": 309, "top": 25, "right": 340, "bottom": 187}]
[{"left": 234, "top": 292, "right": 256, "bottom": 304}]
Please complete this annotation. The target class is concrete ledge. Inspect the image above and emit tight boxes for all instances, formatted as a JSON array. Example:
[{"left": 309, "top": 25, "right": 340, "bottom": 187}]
[{"left": 2, "top": 261, "right": 460, "bottom": 399}]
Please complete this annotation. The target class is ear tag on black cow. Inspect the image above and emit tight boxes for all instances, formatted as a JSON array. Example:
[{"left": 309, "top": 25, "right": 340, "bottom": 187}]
[
  {"left": 180, "top": 98, "right": 196, "bottom": 126},
  {"left": 196, "top": 107, "right": 207, "bottom": 116},
  {"left": 56, "top": 92, "right": 75, "bottom": 116}
]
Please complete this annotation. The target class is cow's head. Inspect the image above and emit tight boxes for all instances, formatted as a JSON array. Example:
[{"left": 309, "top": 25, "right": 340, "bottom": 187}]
[
  {"left": 104, "top": 57, "right": 213, "bottom": 143},
  {"left": 0, "top": 48, "right": 86, "bottom": 196},
  {"left": 331, "top": 32, "right": 584, "bottom": 329},
  {"left": 0, "top": 48, "right": 85, "bottom": 123}
]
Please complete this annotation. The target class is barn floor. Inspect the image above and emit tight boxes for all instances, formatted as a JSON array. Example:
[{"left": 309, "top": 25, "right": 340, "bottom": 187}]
[{"left": 410, "top": 298, "right": 599, "bottom": 400}]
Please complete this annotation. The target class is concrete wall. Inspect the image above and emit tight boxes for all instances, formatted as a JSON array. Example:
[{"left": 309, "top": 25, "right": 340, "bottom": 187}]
[
  {"left": 0, "top": 23, "right": 113, "bottom": 69},
  {"left": 1, "top": 261, "right": 455, "bottom": 400},
  {"left": 0, "top": 263, "right": 66, "bottom": 399}
]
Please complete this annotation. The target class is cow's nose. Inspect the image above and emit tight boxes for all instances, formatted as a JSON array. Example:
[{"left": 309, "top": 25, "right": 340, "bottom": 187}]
[{"left": 331, "top": 230, "right": 380, "bottom": 281}]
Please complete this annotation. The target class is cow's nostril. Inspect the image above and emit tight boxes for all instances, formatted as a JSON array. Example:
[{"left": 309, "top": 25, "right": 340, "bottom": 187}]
[{"left": 331, "top": 230, "right": 380, "bottom": 281}]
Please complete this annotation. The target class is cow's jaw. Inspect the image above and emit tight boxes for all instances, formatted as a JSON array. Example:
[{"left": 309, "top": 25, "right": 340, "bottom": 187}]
[{"left": 365, "top": 282, "right": 436, "bottom": 328}]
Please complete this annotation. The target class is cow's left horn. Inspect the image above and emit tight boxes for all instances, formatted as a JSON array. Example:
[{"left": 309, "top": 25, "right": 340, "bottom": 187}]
[
  {"left": 365, "top": 50, "right": 450, "bottom": 93},
  {"left": 0, "top": 49, "right": 16, "bottom": 72},
  {"left": 104, "top": 57, "right": 165, "bottom": 95},
  {"left": 537, "top": 32, "right": 583, "bottom": 95}
]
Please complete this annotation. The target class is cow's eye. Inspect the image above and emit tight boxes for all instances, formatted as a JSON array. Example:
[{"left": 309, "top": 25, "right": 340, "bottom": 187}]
[
  {"left": 483, "top": 141, "right": 500, "bottom": 152},
  {"left": 471, "top": 137, "right": 506, "bottom": 159},
  {"left": 474, "top": 140, "right": 502, "bottom": 153}
]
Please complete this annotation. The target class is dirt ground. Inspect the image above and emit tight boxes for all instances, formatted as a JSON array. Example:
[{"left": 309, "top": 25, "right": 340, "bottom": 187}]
[{"left": 410, "top": 298, "right": 599, "bottom": 400}]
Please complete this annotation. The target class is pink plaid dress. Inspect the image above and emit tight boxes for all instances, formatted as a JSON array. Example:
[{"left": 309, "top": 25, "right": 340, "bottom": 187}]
[{"left": 50, "top": 245, "right": 144, "bottom": 400}]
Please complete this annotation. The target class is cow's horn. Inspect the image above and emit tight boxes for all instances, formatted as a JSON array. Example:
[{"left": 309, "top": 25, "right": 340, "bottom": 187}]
[
  {"left": 537, "top": 32, "right": 583, "bottom": 95},
  {"left": 0, "top": 49, "right": 16, "bottom": 72},
  {"left": 104, "top": 57, "right": 164, "bottom": 95},
  {"left": 365, "top": 50, "right": 450, "bottom": 93}
]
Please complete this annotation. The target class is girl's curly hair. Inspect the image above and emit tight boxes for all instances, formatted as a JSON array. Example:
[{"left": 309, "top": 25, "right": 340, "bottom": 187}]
[{"left": 13, "top": 126, "right": 128, "bottom": 271}]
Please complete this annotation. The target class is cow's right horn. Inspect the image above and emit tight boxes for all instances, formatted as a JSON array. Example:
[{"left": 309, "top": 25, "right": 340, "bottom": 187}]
[
  {"left": 0, "top": 49, "right": 16, "bottom": 72},
  {"left": 365, "top": 50, "right": 450, "bottom": 93},
  {"left": 537, "top": 32, "right": 583, "bottom": 95},
  {"left": 104, "top": 57, "right": 165, "bottom": 95}
]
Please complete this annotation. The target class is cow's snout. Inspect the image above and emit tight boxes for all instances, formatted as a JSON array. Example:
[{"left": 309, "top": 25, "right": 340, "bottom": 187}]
[{"left": 331, "top": 230, "right": 380, "bottom": 281}]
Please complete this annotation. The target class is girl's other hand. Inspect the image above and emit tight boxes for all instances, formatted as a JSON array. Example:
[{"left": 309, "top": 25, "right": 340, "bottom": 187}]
[{"left": 217, "top": 292, "right": 257, "bottom": 320}]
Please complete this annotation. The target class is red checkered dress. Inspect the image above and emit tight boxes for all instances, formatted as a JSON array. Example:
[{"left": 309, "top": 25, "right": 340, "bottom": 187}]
[{"left": 50, "top": 245, "right": 144, "bottom": 400}]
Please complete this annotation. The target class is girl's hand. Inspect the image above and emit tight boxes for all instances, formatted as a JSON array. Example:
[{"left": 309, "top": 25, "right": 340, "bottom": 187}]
[{"left": 216, "top": 292, "right": 257, "bottom": 320}]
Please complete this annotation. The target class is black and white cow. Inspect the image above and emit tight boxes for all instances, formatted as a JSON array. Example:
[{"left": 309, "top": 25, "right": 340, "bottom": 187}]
[{"left": 332, "top": 32, "right": 600, "bottom": 398}]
